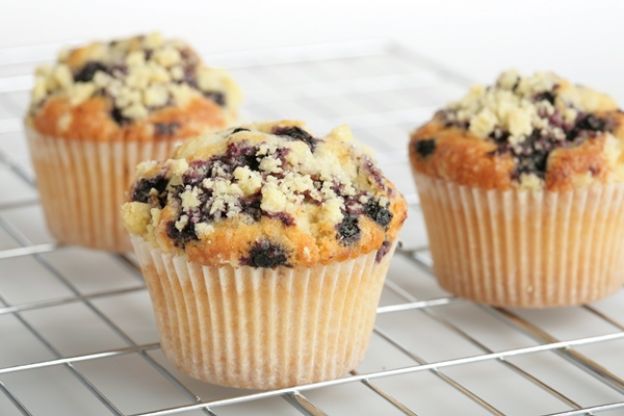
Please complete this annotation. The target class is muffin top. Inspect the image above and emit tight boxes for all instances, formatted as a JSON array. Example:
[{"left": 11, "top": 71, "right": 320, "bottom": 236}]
[
  {"left": 27, "top": 33, "right": 241, "bottom": 141},
  {"left": 122, "top": 121, "right": 407, "bottom": 267},
  {"left": 410, "top": 70, "right": 624, "bottom": 191}
]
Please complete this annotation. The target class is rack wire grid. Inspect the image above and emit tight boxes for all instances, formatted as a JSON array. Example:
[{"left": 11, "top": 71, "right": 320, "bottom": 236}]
[{"left": 0, "top": 39, "right": 623, "bottom": 416}]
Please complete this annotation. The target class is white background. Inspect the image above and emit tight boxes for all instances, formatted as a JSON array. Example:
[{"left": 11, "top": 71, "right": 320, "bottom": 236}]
[
  {"left": 1, "top": 2, "right": 624, "bottom": 415},
  {"left": 3, "top": 0, "right": 624, "bottom": 99}
]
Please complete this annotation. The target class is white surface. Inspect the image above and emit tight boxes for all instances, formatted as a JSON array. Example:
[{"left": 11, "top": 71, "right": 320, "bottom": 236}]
[
  {"left": 3, "top": 0, "right": 624, "bottom": 101},
  {"left": 0, "top": 10, "right": 623, "bottom": 416}
]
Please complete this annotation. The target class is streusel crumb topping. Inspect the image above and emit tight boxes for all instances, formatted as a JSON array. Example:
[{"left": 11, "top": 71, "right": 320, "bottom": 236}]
[
  {"left": 122, "top": 121, "right": 407, "bottom": 267},
  {"left": 411, "top": 70, "right": 623, "bottom": 190},
  {"left": 30, "top": 33, "right": 240, "bottom": 124}
]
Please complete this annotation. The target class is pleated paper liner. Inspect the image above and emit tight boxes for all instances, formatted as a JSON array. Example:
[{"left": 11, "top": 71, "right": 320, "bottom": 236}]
[
  {"left": 413, "top": 173, "right": 624, "bottom": 308},
  {"left": 26, "top": 127, "right": 179, "bottom": 252},
  {"left": 131, "top": 235, "right": 396, "bottom": 389}
]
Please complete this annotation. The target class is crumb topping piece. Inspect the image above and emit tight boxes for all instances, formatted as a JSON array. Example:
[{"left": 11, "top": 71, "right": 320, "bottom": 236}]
[
  {"left": 436, "top": 70, "right": 618, "bottom": 183},
  {"left": 30, "top": 32, "right": 239, "bottom": 123},
  {"left": 123, "top": 121, "right": 404, "bottom": 267}
]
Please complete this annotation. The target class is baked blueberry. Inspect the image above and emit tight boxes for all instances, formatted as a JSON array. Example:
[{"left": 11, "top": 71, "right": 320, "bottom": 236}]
[
  {"left": 166, "top": 220, "right": 197, "bottom": 248},
  {"left": 131, "top": 175, "right": 168, "bottom": 204},
  {"left": 337, "top": 215, "right": 361, "bottom": 245},
  {"left": 74, "top": 61, "right": 109, "bottom": 82},
  {"left": 110, "top": 107, "right": 131, "bottom": 125},
  {"left": 242, "top": 240, "right": 289, "bottom": 268},
  {"left": 414, "top": 138, "right": 436, "bottom": 158},
  {"left": 364, "top": 200, "right": 393, "bottom": 228},
  {"left": 272, "top": 126, "right": 318, "bottom": 150},
  {"left": 203, "top": 90, "right": 226, "bottom": 106}
]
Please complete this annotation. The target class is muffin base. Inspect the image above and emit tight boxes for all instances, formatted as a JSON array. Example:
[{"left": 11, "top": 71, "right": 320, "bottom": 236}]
[
  {"left": 131, "top": 236, "right": 396, "bottom": 389},
  {"left": 26, "top": 127, "right": 179, "bottom": 252},
  {"left": 413, "top": 173, "right": 624, "bottom": 308}
]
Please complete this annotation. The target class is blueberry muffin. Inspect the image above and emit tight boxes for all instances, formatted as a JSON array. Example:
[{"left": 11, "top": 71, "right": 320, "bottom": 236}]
[
  {"left": 26, "top": 33, "right": 241, "bottom": 251},
  {"left": 122, "top": 121, "right": 407, "bottom": 388},
  {"left": 410, "top": 70, "right": 624, "bottom": 307}
]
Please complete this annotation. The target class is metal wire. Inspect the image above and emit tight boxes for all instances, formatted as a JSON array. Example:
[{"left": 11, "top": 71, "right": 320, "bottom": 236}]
[
  {"left": 0, "top": 380, "right": 32, "bottom": 416},
  {"left": 0, "top": 40, "right": 622, "bottom": 416},
  {"left": 0, "top": 292, "right": 125, "bottom": 416},
  {"left": 407, "top": 251, "right": 624, "bottom": 398}
]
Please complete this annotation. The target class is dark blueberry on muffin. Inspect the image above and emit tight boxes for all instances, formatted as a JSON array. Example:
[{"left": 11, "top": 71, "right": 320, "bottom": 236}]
[
  {"left": 364, "top": 199, "right": 393, "bottom": 228},
  {"left": 337, "top": 216, "right": 361, "bottom": 245},
  {"left": 166, "top": 219, "right": 197, "bottom": 247},
  {"left": 231, "top": 127, "right": 251, "bottom": 134},
  {"left": 203, "top": 90, "right": 226, "bottom": 106},
  {"left": 110, "top": 106, "right": 131, "bottom": 125},
  {"left": 272, "top": 125, "right": 318, "bottom": 150},
  {"left": 242, "top": 240, "right": 289, "bottom": 268},
  {"left": 73, "top": 61, "right": 109, "bottom": 82},
  {"left": 131, "top": 175, "right": 169, "bottom": 206},
  {"left": 240, "top": 193, "right": 263, "bottom": 221},
  {"left": 413, "top": 138, "right": 437, "bottom": 158}
]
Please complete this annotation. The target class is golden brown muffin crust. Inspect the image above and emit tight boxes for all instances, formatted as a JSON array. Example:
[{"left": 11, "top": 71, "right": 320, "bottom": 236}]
[
  {"left": 31, "top": 96, "right": 226, "bottom": 141},
  {"left": 122, "top": 121, "right": 407, "bottom": 267},
  {"left": 28, "top": 33, "right": 241, "bottom": 142},
  {"left": 410, "top": 122, "right": 515, "bottom": 190},
  {"left": 410, "top": 71, "right": 624, "bottom": 191}
]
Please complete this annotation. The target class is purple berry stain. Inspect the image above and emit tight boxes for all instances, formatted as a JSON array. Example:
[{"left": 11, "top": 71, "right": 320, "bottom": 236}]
[{"left": 375, "top": 240, "right": 392, "bottom": 262}]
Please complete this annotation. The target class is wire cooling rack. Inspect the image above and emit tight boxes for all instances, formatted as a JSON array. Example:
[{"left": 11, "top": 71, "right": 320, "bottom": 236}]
[{"left": 0, "top": 39, "right": 623, "bottom": 416}]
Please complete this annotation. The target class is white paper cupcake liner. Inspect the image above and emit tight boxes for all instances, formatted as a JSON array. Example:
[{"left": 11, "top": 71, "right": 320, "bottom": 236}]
[
  {"left": 131, "top": 235, "right": 396, "bottom": 389},
  {"left": 26, "top": 127, "right": 179, "bottom": 252},
  {"left": 413, "top": 173, "right": 624, "bottom": 307}
]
